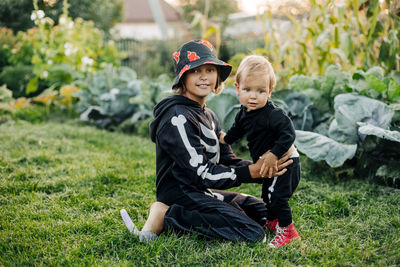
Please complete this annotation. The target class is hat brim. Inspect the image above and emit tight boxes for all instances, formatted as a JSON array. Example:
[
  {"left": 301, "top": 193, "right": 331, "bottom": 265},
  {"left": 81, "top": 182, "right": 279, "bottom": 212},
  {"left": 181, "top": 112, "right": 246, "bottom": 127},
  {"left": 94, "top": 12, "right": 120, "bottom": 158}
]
[{"left": 172, "top": 58, "right": 232, "bottom": 89}]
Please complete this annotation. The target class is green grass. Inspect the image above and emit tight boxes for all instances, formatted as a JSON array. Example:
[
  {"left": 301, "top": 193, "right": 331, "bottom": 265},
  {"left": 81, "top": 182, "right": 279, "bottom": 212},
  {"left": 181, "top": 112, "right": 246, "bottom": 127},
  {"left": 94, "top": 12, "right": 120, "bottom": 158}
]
[{"left": 0, "top": 120, "right": 399, "bottom": 266}]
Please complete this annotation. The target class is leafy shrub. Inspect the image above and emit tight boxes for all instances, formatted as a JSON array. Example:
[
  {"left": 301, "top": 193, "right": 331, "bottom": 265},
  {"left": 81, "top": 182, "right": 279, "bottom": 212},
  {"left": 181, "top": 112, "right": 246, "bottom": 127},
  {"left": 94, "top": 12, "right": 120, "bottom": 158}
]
[
  {"left": 0, "top": 27, "right": 15, "bottom": 72},
  {"left": 5, "top": 6, "right": 122, "bottom": 96},
  {"left": 0, "top": 65, "right": 39, "bottom": 98}
]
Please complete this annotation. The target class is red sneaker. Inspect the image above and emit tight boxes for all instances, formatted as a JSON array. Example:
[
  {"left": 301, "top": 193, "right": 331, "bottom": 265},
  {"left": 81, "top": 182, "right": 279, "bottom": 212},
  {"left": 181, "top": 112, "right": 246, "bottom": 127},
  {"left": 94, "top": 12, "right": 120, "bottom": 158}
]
[
  {"left": 268, "top": 222, "right": 300, "bottom": 248},
  {"left": 265, "top": 219, "right": 279, "bottom": 233}
]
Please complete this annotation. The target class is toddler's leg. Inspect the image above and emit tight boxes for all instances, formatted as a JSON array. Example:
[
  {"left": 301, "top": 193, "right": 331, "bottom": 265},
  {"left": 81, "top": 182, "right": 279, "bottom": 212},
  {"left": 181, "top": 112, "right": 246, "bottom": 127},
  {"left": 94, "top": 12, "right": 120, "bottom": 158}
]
[
  {"left": 268, "top": 158, "right": 301, "bottom": 247},
  {"left": 262, "top": 178, "right": 277, "bottom": 222}
]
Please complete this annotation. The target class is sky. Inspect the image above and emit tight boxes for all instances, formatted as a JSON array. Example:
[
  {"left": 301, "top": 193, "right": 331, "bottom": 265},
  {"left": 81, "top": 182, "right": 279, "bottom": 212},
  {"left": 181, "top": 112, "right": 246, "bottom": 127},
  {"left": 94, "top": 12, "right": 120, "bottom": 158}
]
[{"left": 164, "top": 0, "right": 268, "bottom": 15}]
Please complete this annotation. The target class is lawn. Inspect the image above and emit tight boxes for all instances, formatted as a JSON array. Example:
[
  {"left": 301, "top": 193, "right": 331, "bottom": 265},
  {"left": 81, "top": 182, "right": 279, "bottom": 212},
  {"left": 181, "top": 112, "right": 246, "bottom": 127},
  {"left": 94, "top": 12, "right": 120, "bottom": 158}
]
[{"left": 0, "top": 120, "right": 399, "bottom": 265}]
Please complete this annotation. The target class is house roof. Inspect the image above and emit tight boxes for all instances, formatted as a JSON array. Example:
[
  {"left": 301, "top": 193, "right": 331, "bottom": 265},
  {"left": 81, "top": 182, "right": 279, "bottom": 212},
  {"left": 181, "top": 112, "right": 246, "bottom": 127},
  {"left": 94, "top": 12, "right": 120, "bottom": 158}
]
[{"left": 123, "top": 0, "right": 181, "bottom": 23}]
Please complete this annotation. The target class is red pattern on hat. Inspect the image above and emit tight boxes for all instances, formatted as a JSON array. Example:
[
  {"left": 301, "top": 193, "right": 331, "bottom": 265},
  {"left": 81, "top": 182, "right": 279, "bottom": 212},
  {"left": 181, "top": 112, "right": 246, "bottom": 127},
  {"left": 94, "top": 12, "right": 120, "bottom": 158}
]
[
  {"left": 187, "top": 51, "right": 200, "bottom": 62},
  {"left": 179, "top": 65, "right": 190, "bottom": 77},
  {"left": 197, "top": 40, "right": 213, "bottom": 51},
  {"left": 173, "top": 51, "right": 180, "bottom": 63}
]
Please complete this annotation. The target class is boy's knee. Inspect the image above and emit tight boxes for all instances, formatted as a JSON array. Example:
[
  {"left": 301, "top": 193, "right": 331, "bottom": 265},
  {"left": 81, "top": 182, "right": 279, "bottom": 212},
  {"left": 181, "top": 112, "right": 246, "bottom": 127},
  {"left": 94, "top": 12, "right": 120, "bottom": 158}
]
[{"left": 151, "top": 201, "right": 169, "bottom": 214}]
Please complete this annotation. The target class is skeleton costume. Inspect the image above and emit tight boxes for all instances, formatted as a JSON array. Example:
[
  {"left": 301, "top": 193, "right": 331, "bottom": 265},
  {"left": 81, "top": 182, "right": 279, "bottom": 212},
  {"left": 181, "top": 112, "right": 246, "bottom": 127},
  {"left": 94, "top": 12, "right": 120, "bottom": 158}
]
[{"left": 148, "top": 40, "right": 268, "bottom": 242}]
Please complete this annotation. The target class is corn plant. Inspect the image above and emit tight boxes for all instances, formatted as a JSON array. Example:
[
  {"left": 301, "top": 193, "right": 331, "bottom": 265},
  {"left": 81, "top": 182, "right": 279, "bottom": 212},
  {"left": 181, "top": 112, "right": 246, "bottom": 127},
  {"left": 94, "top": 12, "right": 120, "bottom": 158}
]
[{"left": 246, "top": 0, "right": 400, "bottom": 88}]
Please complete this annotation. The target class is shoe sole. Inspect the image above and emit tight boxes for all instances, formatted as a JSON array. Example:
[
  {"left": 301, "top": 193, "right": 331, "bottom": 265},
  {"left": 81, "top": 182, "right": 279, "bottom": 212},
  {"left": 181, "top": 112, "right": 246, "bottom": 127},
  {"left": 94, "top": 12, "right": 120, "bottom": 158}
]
[{"left": 269, "top": 236, "right": 301, "bottom": 248}]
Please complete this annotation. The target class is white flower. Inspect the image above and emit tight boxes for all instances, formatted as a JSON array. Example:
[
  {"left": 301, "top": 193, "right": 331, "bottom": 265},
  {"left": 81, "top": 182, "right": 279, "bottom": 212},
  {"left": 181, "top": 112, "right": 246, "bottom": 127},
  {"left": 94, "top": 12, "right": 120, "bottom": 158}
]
[
  {"left": 31, "top": 10, "right": 45, "bottom": 21},
  {"left": 81, "top": 56, "right": 94, "bottom": 66},
  {"left": 42, "top": 71, "right": 49, "bottom": 78},
  {"left": 59, "top": 16, "right": 67, "bottom": 25},
  {"left": 47, "top": 60, "right": 53, "bottom": 65},
  {"left": 30, "top": 12, "right": 37, "bottom": 21},
  {"left": 37, "top": 10, "right": 45, "bottom": 19},
  {"left": 68, "top": 21, "right": 74, "bottom": 29},
  {"left": 64, "top": 43, "right": 77, "bottom": 56}
]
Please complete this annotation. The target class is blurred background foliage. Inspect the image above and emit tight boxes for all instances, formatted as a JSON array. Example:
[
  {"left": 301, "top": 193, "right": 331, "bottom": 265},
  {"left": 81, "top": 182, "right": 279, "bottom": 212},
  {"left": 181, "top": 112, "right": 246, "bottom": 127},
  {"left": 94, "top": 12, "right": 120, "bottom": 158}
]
[
  {"left": 225, "top": 0, "right": 400, "bottom": 89},
  {"left": 0, "top": 0, "right": 123, "bottom": 34}
]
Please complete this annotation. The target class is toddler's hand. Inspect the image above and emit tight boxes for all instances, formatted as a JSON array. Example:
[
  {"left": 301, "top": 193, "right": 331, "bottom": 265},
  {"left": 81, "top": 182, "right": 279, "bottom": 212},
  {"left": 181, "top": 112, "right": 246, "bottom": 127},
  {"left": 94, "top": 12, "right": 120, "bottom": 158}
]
[
  {"left": 219, "top": 131, "right": 227, "bottom": 144},
  {"left": 260, "top": 151, "right": 278, "bottom": 178}
]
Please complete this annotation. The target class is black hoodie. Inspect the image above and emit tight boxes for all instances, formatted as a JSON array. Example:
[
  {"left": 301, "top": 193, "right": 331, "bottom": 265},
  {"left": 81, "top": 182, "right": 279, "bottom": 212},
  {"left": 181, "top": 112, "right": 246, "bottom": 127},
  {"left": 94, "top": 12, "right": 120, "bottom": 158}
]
[{"left": 149, "top": 95, "right": 254, "bottom": 205}]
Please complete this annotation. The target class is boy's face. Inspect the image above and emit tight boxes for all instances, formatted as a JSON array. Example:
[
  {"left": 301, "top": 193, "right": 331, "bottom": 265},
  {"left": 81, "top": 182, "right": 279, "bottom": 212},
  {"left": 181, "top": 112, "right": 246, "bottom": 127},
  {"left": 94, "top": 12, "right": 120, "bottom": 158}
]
[
  {"left": 183, "top": 64, "right": 218, "bottom": 105},
  {"left": 235, "top": 73, "right": 272, "bottom": 111}
]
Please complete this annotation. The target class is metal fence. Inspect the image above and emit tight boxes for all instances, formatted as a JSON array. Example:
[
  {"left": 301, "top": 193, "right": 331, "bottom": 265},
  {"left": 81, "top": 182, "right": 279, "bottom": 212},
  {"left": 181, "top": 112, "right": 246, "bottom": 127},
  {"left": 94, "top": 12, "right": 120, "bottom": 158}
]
[
  {"left": 115, "top": 39, "right": 178, "bottom": 78},
  {"left": 115, "top": 37, "right": 267, "bottom": 78}
]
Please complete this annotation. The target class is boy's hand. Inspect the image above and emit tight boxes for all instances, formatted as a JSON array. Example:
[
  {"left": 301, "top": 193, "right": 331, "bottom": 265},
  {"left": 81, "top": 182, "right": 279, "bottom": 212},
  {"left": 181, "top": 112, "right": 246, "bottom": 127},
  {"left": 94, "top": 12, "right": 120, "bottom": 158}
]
[
  {"left": 219, "top": 131, "right": 227, "bottom": 144},
  {"left": 260, "top": 151, "right": 278, "bottom": 178}
]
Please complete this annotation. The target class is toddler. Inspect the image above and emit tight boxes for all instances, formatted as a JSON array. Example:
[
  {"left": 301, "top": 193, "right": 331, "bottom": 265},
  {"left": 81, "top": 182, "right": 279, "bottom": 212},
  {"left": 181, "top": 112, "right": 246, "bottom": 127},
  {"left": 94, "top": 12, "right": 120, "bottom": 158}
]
[{"left": 219, "top": 55, "right": 301, "bottom": 248}]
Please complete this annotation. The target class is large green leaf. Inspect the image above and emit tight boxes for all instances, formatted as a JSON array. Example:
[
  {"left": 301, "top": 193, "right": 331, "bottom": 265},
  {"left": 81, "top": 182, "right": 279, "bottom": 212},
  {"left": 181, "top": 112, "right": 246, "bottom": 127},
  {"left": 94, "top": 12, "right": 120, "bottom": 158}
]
[
  {"left": 222, "top": 104, "right": 241, "bottom": 132},
  {"left": 206, "top": 86, "right": 240, "bottom": 126},
  {"left": 388, "top": 78, "right": 400, "bottom": 100},
  {"left": 288, "top": 74, "right": 316, "bottom": 91},
  {"left": 26, "top": 77, "right": 39, "bottom": 95},
  {"left": 365, "top": 74, "right": 387, "bottom": 92},
  {"left": 294, "top": 130, "right": 357, "bottom": 168},
  {"left": 328, "top": 94, "right": 394, "bottom": 143},
  {"left": 366, "top": 66, "right": 384, "bottom": 80},
  {"left": 357, "top": 122, "right": 400, "bottom": 143}
]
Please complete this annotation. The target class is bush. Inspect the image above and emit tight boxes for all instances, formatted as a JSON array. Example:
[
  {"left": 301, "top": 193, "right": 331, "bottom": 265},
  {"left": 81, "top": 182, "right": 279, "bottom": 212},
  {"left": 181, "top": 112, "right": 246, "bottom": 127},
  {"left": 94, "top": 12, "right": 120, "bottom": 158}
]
[
  {"left": 0, "top": 27, "right": 15, "bottom": 73},
  {"left": 6, "top": 6, "right": 123, "bottom": 96},
  {"left": 0, "top": 65, "right": 37, "bottom": 98}
]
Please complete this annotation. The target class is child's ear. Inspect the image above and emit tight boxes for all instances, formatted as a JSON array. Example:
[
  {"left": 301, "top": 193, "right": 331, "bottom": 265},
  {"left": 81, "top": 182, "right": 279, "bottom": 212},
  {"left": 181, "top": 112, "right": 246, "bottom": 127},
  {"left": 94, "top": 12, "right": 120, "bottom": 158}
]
[
  {"left": 235, "top": 82, "right": 240, "bottom": 95},
  {"left": 268, "top": 87, "right": 274, "bottom": 98}
]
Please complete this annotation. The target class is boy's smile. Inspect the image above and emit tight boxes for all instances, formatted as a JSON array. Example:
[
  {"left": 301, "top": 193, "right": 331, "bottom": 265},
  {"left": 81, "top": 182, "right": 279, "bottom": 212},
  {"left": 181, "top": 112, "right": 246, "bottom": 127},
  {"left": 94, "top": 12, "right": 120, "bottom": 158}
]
[
  {"left": 183, "top": 64, "right": 218, "bottom": 106},
  {"left": 235, "top": 73, "right": 272, "bottom": 111}
]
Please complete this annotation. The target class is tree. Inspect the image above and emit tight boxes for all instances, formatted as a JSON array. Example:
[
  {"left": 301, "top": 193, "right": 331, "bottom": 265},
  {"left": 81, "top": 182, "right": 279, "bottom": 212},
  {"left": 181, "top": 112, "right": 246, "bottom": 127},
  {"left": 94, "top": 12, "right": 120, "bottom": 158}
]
[{"left": 0, "top": 0, "right": 123, "bottom": 34}]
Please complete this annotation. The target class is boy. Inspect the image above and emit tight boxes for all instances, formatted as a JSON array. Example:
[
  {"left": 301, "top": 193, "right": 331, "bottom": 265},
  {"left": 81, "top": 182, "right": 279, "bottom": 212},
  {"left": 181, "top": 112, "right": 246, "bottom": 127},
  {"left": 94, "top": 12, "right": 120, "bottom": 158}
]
[{"left": 219, "top": 55, "right": 301, "bottom": 248}]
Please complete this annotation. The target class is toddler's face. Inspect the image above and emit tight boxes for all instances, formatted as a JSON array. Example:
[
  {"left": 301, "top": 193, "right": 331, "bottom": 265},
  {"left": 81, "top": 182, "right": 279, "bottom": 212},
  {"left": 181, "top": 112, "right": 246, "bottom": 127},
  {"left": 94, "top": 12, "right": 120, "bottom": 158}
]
[{"left": 235, "top": 74, "right": 272, "bottom": 111}]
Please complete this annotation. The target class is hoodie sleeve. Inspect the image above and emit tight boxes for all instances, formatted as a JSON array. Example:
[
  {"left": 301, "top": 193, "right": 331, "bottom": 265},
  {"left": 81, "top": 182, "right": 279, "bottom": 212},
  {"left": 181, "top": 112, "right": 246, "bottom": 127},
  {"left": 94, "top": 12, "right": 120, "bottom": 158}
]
[
  {"left": 210, "top": 111, "right": 253, "bottom": 168},
  {"left": 156, "top": 112, "right": 253, "bottom": 191},
  {"left": 223, "top": 109, "right": 246, "bottom": 145},
  {"left": 269, "top": 108, "right": 296, "bottom": 158}
]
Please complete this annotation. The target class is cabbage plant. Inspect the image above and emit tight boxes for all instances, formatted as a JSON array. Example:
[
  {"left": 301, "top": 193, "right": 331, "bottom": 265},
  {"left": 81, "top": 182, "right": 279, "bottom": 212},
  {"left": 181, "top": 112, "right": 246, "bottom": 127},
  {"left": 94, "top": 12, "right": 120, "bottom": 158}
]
[{"left": 74, "top": 65, "right": 140, "bottom": 129}]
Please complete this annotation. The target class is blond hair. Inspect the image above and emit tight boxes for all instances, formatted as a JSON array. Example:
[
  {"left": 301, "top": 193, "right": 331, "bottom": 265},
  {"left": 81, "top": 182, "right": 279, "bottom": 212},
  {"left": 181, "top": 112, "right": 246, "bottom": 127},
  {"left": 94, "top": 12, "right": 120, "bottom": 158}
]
[
  {"left": 172, "top": 67, "right": 224, "bottom": 95},
  {"left": 235, "top": 55, "right": 276, "bottom": 90}
]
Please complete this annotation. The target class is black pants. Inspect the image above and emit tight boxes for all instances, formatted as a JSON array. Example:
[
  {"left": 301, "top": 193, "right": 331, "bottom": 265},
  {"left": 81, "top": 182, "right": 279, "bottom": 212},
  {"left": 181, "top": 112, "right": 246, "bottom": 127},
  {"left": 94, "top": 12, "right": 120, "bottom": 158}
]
[
  {"left": 261, "top": 157, "right": 300, "bottom": 227},
  {"left": 163, "top": 189, "right": 267, "bottom": 242}
]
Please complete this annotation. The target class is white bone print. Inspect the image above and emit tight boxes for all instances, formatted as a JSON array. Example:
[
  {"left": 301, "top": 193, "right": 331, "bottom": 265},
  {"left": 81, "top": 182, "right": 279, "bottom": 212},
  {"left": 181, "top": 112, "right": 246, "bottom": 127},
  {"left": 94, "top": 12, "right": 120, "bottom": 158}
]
[
  {"left": 267, "top": 176, "right": 278, "bottom": 204},
  {"left": 171, "top": 115, "right": 203, "bottom": 167},
  {"left": 199, "top": 122, "right": 220, "bottom": 163}
]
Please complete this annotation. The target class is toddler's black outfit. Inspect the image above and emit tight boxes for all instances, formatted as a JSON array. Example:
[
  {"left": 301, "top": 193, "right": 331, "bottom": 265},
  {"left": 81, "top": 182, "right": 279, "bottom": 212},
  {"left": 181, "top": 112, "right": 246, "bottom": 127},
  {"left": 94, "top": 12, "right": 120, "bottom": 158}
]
[{"left": 223, "top": 101, "right": 301, "bottom": 227}]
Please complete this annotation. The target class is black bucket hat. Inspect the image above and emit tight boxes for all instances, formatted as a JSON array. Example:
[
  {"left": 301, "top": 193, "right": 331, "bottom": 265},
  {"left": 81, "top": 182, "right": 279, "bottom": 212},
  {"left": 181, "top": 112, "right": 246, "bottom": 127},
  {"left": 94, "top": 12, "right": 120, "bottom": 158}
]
[{"left": 172, "top": 40, "right": 232, "bottom": 89}]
